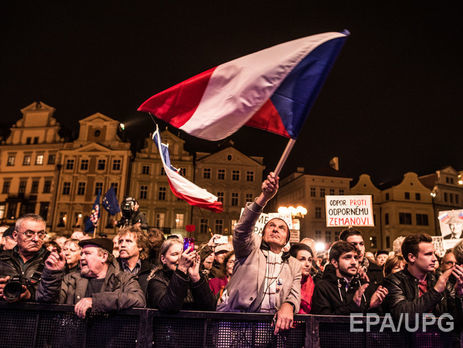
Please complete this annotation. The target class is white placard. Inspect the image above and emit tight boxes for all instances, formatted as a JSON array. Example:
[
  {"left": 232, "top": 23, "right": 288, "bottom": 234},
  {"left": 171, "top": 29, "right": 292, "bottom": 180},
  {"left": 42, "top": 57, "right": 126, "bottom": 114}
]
[
  {"left": 438, "top": 209, "right": 463, "bottom": 240},
  {"left": 240, "top": 209, "right": 293, "bottom": 234},
  {"left": 325, "top": 195, "right": 374, "bottom": 227}
]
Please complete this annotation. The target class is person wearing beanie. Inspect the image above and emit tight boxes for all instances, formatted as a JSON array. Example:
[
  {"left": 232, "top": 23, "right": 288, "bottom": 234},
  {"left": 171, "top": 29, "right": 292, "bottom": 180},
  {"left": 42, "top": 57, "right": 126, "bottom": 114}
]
[
  {"left": 36, "top": 237, "right": 145, "bottom": 318},
  {"left": 217, "top": 173, "right": 301, "bottom": 336}
]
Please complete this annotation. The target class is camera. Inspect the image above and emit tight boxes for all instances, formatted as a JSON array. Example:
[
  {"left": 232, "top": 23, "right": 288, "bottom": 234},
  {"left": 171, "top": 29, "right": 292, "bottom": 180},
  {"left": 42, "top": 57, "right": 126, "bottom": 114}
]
[
  {"left": 3, "top": 276, "right": 28, "bottom": 302},
  {"left": 117, "top": 197, "right": 138, "bottom": 227}
]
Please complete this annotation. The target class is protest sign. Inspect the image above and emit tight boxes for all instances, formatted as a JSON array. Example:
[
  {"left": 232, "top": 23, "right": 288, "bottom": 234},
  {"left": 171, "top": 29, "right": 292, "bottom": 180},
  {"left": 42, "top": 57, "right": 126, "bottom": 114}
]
[
  {"left": 438, "top": 209, "right": 463, "bottom": 240},
  {"left": 325, "top": 195, "right": 374, "bottom": 227},
  {"left": 240, "top": 209, "right": 293, "bottom": 235}
]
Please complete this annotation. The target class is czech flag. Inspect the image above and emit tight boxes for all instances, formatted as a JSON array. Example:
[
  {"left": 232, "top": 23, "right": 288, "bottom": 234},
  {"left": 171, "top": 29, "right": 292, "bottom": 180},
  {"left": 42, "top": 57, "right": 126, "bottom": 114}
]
[
  {"left": 152, "top": 125, "right": 223, "bottom": 212},
  {"left": 139, "top": 31, "right": 349, "bottom": 141}
]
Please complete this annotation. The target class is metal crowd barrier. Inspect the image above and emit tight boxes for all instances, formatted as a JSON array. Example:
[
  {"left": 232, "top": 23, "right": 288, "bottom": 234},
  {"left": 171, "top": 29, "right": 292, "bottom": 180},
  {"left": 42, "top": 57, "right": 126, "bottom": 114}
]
[{"left": 0, "top": 303, "right": 461, "bottom": 347}]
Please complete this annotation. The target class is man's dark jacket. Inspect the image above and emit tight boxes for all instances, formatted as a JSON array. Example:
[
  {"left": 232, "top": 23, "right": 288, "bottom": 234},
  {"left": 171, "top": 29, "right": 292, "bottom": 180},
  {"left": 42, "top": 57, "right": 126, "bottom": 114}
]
[
  {"left": 382, "top": 266, "right": 453, "bottom": 320},
  {"left": 312, "top": 269, "right": 368, "bottom": 315},
  {"left": 0, "top": 246, "right": 49, "bottom": 300},
  {"left": 146, "top": 265, "right": 216, "bottom": 313},
  {"left": 116, "top": 257, "right": 153, "bottom": 293}
]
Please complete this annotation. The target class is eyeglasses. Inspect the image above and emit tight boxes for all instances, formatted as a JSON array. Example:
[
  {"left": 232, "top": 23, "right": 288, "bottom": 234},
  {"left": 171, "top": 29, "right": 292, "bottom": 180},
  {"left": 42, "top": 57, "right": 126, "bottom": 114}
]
[{"left": 18, "top": 229, "right": 47, "bottom": 239}]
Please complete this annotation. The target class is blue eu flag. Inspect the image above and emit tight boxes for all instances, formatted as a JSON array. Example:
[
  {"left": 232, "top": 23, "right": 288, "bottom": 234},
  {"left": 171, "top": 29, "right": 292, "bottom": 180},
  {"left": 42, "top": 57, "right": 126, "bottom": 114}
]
[
  {"left": 102, "top": 186, "right": 121, "bottom": 215},
  {"left": 84, "top": 192, "right": 100, "bottom": 233}
]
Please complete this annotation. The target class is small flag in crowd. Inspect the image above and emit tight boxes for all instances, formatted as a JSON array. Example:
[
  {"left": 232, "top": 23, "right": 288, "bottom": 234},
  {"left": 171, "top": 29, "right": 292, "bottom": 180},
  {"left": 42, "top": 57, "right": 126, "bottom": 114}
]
[
  {"left": 102, "top": 186, "right": 121, "bottom": 215},
  {"left": 139, "top": 31, "right": 349, "bottom": 141},
  {"left": 152, "top": 125, "right": 223, "bottom": 212},
  {"left": 84, "top": 191, "right": 101, "bottom": 233}
]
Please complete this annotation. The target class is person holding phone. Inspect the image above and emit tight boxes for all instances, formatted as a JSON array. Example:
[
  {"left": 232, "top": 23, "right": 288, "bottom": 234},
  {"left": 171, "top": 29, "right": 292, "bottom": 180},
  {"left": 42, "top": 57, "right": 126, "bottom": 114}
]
[{"left": 146, "top": 237, "right": 216, "bottom": 313}]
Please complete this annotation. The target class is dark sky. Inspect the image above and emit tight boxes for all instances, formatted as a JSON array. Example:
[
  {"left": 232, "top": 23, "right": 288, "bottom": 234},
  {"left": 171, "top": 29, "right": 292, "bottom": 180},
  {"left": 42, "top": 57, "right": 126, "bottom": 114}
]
[{"left": 2, "top": 2, "right": 461, "bottom": 184}]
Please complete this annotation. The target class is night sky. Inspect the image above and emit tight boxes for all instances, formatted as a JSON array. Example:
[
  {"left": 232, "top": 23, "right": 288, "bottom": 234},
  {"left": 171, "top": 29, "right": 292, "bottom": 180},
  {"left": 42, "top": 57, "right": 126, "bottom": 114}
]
[{"left": 2, "top": 2, "right": 461, "bottom": 184}]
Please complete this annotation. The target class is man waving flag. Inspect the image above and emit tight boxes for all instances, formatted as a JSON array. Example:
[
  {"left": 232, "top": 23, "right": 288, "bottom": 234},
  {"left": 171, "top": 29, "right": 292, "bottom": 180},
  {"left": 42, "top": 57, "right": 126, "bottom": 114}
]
[
  {"left": 152, "top": 125, "right": 223, "bottom": 212},
  {"left": 139, "top": 31, "right": 349, "bottom": 141}
]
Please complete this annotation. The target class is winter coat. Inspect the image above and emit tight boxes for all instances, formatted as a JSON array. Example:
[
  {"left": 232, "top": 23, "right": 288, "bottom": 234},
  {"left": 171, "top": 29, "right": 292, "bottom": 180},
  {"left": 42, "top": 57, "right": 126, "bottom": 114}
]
[
  {"left": 311, "top": 270, "right": 368, "bottom": 315},
  {"left": 0, "top": 246, "right": 49, "bottom": 301},
  {"left": 146, "top": 265, "right": 216, "bottom": 313},
  {"left": 116, "top": 257, "right": 154, "bottom": 293},
  {"left": 36, "top": 262, "right": 146, "bottom": 312},
  {"left": 216, "top": 201, "right": 301, "bottom": 313}
]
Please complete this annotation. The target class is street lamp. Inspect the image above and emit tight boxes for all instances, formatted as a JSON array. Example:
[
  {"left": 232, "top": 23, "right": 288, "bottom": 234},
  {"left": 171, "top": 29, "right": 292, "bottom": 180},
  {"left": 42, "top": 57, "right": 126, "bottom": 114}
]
[{"left": 278, "top": 205, "right": 307, "bottom": 241}]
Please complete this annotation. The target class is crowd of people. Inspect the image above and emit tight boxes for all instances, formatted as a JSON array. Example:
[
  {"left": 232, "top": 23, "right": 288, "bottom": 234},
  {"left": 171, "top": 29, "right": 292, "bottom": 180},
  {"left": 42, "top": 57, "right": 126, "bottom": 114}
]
[{"left": 1, "top": 172, "right": 463, "bottom": 337}]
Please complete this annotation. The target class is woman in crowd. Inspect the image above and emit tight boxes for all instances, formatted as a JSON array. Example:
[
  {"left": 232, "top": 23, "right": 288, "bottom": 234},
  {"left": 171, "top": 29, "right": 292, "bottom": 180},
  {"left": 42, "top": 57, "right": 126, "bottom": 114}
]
[
  {"left": 146, "top": 238, "right": 216, "bottom": 313},
  {"left": 62, "top": 239, "right": 81, "bottom": 274},
  {"left": 289, "top": 243, "right": 315, "bottom": 314},
  {"left": 209, "top": 251, "right": 235, "bottom": 297},
  {"left": 383, "top": 254, "right": 405, "bottom": 278}
]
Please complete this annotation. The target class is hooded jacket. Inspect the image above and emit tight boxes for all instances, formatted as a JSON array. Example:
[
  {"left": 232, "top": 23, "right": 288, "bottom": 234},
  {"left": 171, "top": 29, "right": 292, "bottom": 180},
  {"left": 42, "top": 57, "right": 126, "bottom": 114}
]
[
  {"left": 36, "top": 261, "right": 146, "bottom": 312},
  {"left": 311, "top": 267, "right": 368, "bottom": 315},
  {"left": 216, "top": 201, "right": 301, "bottom": 313}
]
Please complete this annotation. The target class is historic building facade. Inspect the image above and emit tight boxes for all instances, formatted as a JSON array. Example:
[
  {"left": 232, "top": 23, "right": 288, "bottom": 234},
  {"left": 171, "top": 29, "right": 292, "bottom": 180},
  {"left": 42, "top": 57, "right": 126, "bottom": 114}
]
[
  {"left": 0, "top": 102, "right": 64, "bottom": 227},
  {"left": 52, "top": 113, "right": 131, "bottom": 234}
]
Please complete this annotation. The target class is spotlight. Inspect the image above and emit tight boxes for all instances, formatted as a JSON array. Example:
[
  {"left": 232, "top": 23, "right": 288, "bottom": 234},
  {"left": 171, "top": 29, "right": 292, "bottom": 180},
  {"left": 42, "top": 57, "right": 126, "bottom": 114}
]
[{"left": 119, "top": 123, "right": 125, "bottom": 131}]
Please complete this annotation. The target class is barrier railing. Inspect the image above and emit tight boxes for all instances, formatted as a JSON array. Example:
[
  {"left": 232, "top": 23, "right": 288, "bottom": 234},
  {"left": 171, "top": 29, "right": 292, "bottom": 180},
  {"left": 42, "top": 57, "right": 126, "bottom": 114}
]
[{"left": 0, "top": 303, "right": 461, "bottom": 347}]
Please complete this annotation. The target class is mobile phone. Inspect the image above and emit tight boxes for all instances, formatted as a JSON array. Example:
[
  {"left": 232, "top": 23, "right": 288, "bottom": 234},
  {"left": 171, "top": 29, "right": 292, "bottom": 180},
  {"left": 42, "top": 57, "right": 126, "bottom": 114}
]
[{"left": 183, "top": 237, "right": 194, "bottom": 251}]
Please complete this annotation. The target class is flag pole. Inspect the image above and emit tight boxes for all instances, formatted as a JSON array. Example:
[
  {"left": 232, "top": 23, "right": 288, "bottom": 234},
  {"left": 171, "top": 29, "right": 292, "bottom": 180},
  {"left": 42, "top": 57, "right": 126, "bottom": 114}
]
[{"left": 274, "top": 138, "right": 296, "bottom": 177}]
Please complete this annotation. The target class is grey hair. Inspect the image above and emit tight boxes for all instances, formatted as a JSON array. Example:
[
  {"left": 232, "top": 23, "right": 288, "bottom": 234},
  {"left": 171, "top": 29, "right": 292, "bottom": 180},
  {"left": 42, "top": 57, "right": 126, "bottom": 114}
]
[{"left": 15, "top": 214, "right": 46, "bottom": 232}]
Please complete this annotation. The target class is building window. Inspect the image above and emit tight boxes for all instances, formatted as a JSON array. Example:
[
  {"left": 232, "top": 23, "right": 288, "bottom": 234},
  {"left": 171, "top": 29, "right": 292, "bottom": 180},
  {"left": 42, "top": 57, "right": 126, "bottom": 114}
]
[
  {"left": 200, "top": 219, "right": 208, "bottom": 234},
  {"left": 399, "top": 212, "right": 412, "bottom": 225},
  {"left": 415, "top": 193, "right": 421, "bottom": 200},
  {"left": 310, "top": 187, "right": 316, "bottom": 197},
  {"left": 385, "top": 193, "right": 390, "bottom": 200},
  {"left": 7, "top": 155, "right": 15, "bottom": 166},
  {"left": 315, "top": 230, "right": 322, "bottom": 240},
  {"left": 325, "top": 231, "right": 332, "bottom": 243},
  {"left": 23, "top": 154, "right": 31, "bottom": 166},
  {"left": 231, "top": 193, "right": 239, "bottom": 206},
  {"left": 175, "top": 213, "right": 184, "bottom": 229},
  {"left": 246, "top": 171, "right": 254, "bottom": 182},
  {"left": 77, "top": 182, "right": 86, "bottom": 195},
  {"left": 320, "top": 188, "right": 325, "bottom": 198},
  {"left": 33, "top": 137, "right": 39, "bottom": 144},
  {"left": 142, "top": 165, "right": 150, "bottom": 175},
  {"left": 246, "top": 193, "right": 253, "bottom": 203},
  {"left": 2, "top": 181, "right": 11, "bottom": 194},
  {"left": 58, "top": 212, "right": 67, "bottom": 227},
  {"left": 26, "top": 137, "right": 31, "bottom": 144},
  {"left": 158, "top": 186, "right": 167, "bottom": 200},
  {"left": 232, "top": 170, "right": 240, "bottom": 181},
  {"left": 140, "top": 185, "right": 148, "bottom": 200},
  {"left": 31, "top": 180, "right": 39, "bottom": 194},
  {"left": 43, "top": 180, "right": 51, "bottom": 193},
  {"left": 155, "top": 213, "right": 165, "bottom": 228},
  {"left": 80, "top": 159, "right": 89, "bottom": 170},
  {"left": 385, "top": 213, "right": 389, "bottom": 225},
  {"left": 203, "top": 168, "right": 211, "bottom": 179},
  {"left": 215, "top": 219, "right": 224, "bottom": 234},
  {"left": 416, "top": 214, "right": 429, "bottom": 226},
  {"left": 329, "top": 189, "right": 335, "bottom": 195},
  {"left": 97, "top": 159, "right": 106, "bottom": 170},
  {"left": 339, "top": 189, "right": 344, "bottom": 195},
  {"left": 444, "top": 192, "right": 448, "bottom": 202},
  {"left": 47, "top": 154, "right": 56, "bottom": 165},
  {"left": 95, "top": 182, "right": 103, "bottom": 195},
  {"left": 35, "top": 154, "right": 44, "bottom": 165},
  {"left": 111, "top": 183, "right": 118, "bottom": 194},
  {"left": 39, "top": 202, "right": 49, "bottom": 220},
  {"left": 386, "top": 236, "right": 391, "bottom": 249},
  {"left": 218, "top": 169, "right": 225, "bottom": 180},
  {"left": 370, "top": 236, "right": 377, "bottom": 248},
  {"left": 315, "top": 207, "right": 322, "bottom": 219},
  {"left": 62, "top": 182, "right": 71, "bottom": 195},
  {"left": 66, "top": 159, "right": 74, "bottom": 170},
  {"left": 404, "top": 192, "right": 410, "bottom": 200},
  {"left": 456, "top": 195, "right": 460, "bottom": 205},
  {"left": 112, "top": 159, "right": 121, "bottom": 171},
  {"left": 217, "top": 192, "right": 224, "bottom": 203},
  {"left": 19, "top": 180, "right": 27, "bottom": 194},
  {"left": 450, "top": 193, "right": 454, "bottom": 203}
]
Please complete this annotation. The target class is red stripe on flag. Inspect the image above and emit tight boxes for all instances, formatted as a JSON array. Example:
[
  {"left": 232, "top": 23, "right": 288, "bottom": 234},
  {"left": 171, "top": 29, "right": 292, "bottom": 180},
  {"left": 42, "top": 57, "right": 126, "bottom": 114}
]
[
  {"left": 167, "top": 179, "right": 223, "bottom": 213},
  {"left": 245, "top": 99, "right": 290, "bottom": 138},
  {"left": 138, "top": 67, "right": 216, "bottom": 128}
]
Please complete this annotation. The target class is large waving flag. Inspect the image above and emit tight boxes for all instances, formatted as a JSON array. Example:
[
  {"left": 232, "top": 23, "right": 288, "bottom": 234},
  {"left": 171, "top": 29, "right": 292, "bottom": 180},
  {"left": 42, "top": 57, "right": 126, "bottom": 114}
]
[
  {"left": 152, "top": 126, "right": 223, "bottom": 212},
  {"left": 139, "top": 31, "right": 349, "bottom": 141},
  {"left": 84, "top": 191, "right": 100, "bottom": 233}
]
